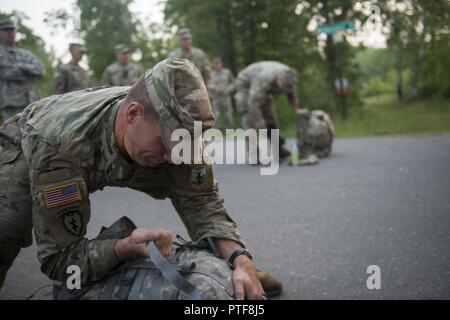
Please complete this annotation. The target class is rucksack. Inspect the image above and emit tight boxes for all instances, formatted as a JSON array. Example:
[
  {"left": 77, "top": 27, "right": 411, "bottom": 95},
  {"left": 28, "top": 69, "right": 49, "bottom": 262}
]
[{"left": 51, "top": 217, "right": 234, "bottom": 300}]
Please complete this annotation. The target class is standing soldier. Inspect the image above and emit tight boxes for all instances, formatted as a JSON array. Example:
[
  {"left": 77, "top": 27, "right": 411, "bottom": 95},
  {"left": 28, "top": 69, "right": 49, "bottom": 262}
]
[
  {"left": 168, "top": 28, "right": 211, "bottom": 83},
  {"left": 208, "top": 57, "right": 235, "bottom": 129},
  {"left": 0, "top": 19, "right": 45, "bottom": 122},
  {"left": 102, "top": 44, "right": 143, "bottom": 86},
  {"left": 53, "top": 43, "right": 90, "bottom": 94},
  {"left": 234, "top": 61, "right": 304, "bottom": 160}
]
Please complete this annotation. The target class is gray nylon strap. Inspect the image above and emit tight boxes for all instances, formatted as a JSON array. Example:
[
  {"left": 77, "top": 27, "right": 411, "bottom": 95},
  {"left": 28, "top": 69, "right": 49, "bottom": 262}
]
[
  {"left": 148, "top": 241, "right": 201, "bottom": 300},
  {"left": 99, "top": 273, "right": 120, "bottom": 300},
  {"left": 128, "top": 269, "right": 147, "bottom": 300}
]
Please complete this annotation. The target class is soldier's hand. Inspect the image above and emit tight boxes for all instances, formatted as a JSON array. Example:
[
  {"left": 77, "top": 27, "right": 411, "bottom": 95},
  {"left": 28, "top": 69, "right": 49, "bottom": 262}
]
[
  {"left": 295, "top": 107, "right": 308, "bottom": 116},
  {"left": 114, "top": 228, "right": 173, "bottom": 261},
  {"left": 232, "top": 255, "right": 266, "bottom": 300},
  {"left": 131, "top": 228, "right": 173, "bottom": 257}
]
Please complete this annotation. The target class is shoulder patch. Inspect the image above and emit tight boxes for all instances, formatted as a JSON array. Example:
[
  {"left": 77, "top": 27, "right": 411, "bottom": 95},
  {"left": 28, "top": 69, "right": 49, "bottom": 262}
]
[
  {"left": 191, "top": 166, "right": 207, "bottom": 188},
  {"left": 62, "top": 211, "right": 83, "bottom": 236},
  {"left": 42, "top": 182, "right": 82, "bottom": 209}
]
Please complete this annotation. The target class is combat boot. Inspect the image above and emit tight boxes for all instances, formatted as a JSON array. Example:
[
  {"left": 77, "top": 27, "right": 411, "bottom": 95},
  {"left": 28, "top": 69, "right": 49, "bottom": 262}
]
[
  {"left": 256, "top": 269, "right": 283, "bottom": 297},
  {"left": 279, "top": 145, "right": 291, "bottom": 159}
]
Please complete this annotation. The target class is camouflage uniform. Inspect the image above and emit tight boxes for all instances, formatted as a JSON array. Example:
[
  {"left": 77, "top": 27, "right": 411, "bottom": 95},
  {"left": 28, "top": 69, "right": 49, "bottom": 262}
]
[
  {"left": 53, "top": 62, "right": 90, "bottom": 94},
  {"left": 0, "top": 59, "right": 242, "bottom": 289},
  {"left": 102, "top": 62, "right": 143, "bottom": 87},
  {"left": 234, "top": 61, "right": 298, "bottom": 130},
  {"left": 208, "top": 68, "right": 235, "bottom": 129},
  {"left": 169, "top": 48, "right": 211, "bottom": 83},
  {"left": 102, "top": 45, "right": 143, "bottom": 86},
  {"left": 0, "top": 43, "right": 45, "bottom": 122}
]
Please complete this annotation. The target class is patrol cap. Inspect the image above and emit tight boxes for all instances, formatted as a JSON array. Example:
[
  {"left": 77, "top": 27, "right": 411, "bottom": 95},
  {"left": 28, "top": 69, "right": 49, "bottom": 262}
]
[
  {"left": 144, "top": 58, "right": 215, "bottom": 155},
  {"left": 69, "top": 43, "right": 87, "bottom": 53},
  {"left": 115, "top": 44, "right": 130, "bottom": 53},
  {"left": 0, "top": 19, "right": 16, "bottom": 30},
  {"left": 177, "top": 28, "right": 192, "bottom": 40}
]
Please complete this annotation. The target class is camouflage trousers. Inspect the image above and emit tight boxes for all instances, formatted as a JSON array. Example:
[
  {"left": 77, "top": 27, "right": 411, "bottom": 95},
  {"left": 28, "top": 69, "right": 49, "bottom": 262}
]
[
  {"left": 0, "top": 135, "right": 33, "bottom": 289},
  {"left": 0, "top": 106, "right": 25, "bottom": 124},
  {"left": 212, "top": 96, "right": 234, "bottom": 129},
  {"left": 234, "top": 90, "right": 278, "bottom": 130}
]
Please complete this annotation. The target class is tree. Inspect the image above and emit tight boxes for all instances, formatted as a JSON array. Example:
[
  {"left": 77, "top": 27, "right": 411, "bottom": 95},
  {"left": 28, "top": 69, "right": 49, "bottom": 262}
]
[
  {"left": 380, "top": 0, "right": 450, "bottom": 99},
  {"left": 76, "top": 0, "right": 140, "bottom": 83}
]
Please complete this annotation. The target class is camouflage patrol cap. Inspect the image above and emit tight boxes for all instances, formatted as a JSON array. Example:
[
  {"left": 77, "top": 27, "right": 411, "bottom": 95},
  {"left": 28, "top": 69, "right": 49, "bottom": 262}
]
[
  {"left": 144, "top": 58, "right": 215, "bottom": 154},
  {"left": 69, "top": 43, "right": 87, "bottom": 53},
  {"left": 0, "top": 19, "right": 16, "bottom": 30},
  {"left": 115, "top": 44, "right": 130, "bottom": 53},
  {"left": 177, "top": 28, "right": 192, "bottom": 39}
]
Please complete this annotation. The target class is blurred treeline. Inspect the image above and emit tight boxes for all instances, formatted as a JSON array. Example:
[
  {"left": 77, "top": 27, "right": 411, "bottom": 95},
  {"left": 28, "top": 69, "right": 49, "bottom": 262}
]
[{"left": 1, "top": 0, "right": 449, "bottom": 121}]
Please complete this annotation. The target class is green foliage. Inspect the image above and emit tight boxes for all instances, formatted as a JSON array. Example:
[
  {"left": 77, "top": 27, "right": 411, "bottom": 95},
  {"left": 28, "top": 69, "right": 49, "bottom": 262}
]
[
  {"left": 76, "top": 0, "right": 140, "bottom": 83},
  {"left": 0, "top": 11, "right": 55, "bottom": 97},
  {"left": 3, "top": 0, "right": 450, "bottom": 132},
  {"left": 164, "top": 0, "right": 367, "bottom": 126},
  {"left": 379, "top": 0, "right": 450, "bottom": 99},
  {"left": 334, "top": 94, "right": 450, "bottom": 138}
]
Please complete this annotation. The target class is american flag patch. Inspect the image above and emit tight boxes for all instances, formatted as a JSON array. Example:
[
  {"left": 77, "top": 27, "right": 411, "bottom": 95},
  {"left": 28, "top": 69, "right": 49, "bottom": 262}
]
[{"left": 42, "top": 182, "right": 82, "bottom": 209}]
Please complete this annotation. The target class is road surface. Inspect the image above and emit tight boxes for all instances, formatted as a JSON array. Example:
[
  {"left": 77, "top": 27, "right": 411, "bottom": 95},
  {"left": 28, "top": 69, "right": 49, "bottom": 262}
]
[{"left": 1, "top": 135, "right": 449, "bottom": 299}]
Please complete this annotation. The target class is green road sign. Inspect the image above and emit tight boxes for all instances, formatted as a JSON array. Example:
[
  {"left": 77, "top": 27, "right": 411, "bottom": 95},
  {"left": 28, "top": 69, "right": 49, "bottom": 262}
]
[{"left": 315, "top": 21, "right": 355, "bottom": 35}]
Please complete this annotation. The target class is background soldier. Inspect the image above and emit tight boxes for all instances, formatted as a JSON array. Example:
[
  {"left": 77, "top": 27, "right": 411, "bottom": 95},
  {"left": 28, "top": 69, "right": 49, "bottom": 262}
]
[
  {"left": 53, "top": 43, "right": 90, "bottom": 94},
  {"left": 168, "top": 28, "right": 211, "bottom": 83},
  {"left": 0, "top": 19, "right": 45, "bottom": 122},
  {"left": 208, "top": 57, "right": 235, "bottom": 129},
  {"left": 0, "top": 58, "right": 281, "bottom": 299},
  {"left": 102, "top": 44, "right": 143, "bottom": 86},
  {"left": 234, "top": 61, "right": 304, "bottom": 160}
]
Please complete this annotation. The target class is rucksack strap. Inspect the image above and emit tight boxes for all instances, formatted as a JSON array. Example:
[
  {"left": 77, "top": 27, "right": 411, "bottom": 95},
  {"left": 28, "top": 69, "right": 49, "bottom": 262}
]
[{"left": 148, "top": 241, "right": 201, "bottom": 300}]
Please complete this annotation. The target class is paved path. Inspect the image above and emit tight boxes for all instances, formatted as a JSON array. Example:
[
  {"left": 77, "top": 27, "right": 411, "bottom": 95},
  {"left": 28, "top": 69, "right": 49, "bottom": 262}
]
[{"left": 1, "top": 135, "right": 450, "bottom": 299}]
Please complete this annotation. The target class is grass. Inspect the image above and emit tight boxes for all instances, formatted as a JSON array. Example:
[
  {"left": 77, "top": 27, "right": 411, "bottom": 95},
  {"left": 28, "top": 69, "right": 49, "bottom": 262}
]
[{"left": 334, "top": 94, "right": 450, "bottom": 138}]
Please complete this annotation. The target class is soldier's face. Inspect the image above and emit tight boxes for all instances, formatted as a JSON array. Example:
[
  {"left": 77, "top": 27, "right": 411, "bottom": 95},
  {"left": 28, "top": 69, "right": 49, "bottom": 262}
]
[
  {"left": 213, "top": 62, "right": 222, "bottom": 71},
  {"left": 0, "top": 28, "right": 16, "bottom": 44},
  {"left": 124, "top": 104, "right": 171, "bottom": 167},
  {"left": 71, "top": 49, "right": 84, "bottom": 62},
  {"left": 117, "top": 52, "right": 129, "bottom": 65},
  {"left": 179, "top": 37, "right": 192, "bottom": 50}
]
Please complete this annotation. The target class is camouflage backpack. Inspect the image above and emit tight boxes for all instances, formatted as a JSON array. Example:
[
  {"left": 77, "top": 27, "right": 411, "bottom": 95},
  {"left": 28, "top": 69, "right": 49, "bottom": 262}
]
[
  {"left": 52, "top": 217, "right": 234, "bottom": 300},
  {"left": 297, "top": 110, "right": 335, "bottom": 158}
]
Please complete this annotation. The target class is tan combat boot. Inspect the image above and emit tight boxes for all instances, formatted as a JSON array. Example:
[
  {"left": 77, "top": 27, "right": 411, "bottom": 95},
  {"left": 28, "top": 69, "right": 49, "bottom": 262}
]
[{"left": 256, "top": 269, "right": 283, "bottom": 297}]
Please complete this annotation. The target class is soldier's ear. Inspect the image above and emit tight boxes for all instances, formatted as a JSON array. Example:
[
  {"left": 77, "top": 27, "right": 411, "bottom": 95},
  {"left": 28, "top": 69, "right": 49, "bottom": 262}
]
[{"left": 125, "top": 102, "right": 144, "bottom": 124}]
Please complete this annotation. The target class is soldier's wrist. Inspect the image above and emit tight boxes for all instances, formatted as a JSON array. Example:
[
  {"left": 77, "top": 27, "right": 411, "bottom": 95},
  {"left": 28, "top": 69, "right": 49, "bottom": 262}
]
[{"left": 114, "top": 236, "right": 136, "bottom": 261}]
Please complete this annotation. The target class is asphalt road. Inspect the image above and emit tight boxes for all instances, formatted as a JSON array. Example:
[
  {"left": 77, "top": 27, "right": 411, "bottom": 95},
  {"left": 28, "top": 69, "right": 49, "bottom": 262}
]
[{"left": 1, "top": 135, "right": 450, "bottom": 300}]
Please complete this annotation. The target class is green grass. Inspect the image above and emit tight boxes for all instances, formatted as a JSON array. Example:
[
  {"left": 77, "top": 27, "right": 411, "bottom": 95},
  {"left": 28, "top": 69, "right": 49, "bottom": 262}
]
[{"left": 334, "top": 94, "right": 450, "bottom": 138}]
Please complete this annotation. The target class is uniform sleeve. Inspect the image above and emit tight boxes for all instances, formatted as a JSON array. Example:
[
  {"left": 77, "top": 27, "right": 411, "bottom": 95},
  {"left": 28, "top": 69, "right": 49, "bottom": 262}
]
[
  {"left": 286, "top": 85, "right": 299, "bottom": 108},
  {"left": 16, "top": 51, "right": 45, "bottom": 77},
  {"left": 200, "top": 52, "right": 212, "bottom": 83},
  {"left": 25, "top": 135, "right": 120, "bottom": 285},
  {"left": 102, "top": 67, "right": 112, "bottom": 86},
  {"left": 165, "top": 164, "right": 244, "bottom": 246},
  {"left": 247, "top": 78, "right": 269, "bottom": 129},
  {"left": 0, "top": 64, "right": 25, "bottom": 81},
  {"left": 53, "top": 66, "right": 67, "bottom": 94},
  {"left": 226, "top": 70, "right": 235, "bottom": 94},
  {"left": 0, "top": 50, "right": 25, "bottom": 80}
]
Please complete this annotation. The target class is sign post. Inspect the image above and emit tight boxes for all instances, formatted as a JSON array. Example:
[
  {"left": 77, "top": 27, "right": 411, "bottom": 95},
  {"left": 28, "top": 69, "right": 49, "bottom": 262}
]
[{"left": 315, "top": 21, "right": 355, "bottom": 120}]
